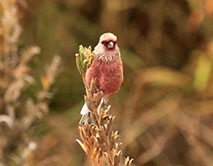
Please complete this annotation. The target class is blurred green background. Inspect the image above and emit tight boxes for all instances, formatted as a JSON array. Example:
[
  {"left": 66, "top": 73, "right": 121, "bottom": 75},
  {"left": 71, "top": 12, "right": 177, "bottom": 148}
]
[{"left": 19, "top": 0, "right": 213, "bottom": 165}]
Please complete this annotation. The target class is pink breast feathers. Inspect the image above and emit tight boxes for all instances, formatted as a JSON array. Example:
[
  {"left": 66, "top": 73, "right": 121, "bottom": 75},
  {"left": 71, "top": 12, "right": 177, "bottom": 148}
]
[{"left": 85, "top": 57, "right": 123, "bottom": 98}]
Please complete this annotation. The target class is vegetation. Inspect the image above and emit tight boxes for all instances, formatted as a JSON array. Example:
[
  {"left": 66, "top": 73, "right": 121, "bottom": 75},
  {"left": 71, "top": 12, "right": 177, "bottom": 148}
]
[
  {"left": 0, "top": 0, "right": 60, "bottom": 165},
  {"left": 1, "top": 0, "right": 213, "bottom": 165}
]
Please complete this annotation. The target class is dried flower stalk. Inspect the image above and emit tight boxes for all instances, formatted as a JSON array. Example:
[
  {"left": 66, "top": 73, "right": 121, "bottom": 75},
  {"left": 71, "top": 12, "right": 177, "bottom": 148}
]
[
  {"left": 0, "top": 1, "right": 60, "bottom": 165},
  {"left": 76, "top": 46, "right": 133, "bottom": 166}
]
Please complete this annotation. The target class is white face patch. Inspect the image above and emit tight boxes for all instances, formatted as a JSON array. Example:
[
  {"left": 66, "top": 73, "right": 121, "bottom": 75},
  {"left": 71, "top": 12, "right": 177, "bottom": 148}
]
[{"left": 94, "top": 45, "right": 120, "bottom": 62}]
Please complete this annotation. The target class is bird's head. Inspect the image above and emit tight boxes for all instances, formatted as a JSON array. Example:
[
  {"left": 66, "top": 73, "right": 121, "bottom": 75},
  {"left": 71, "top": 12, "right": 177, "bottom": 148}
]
[
  {"left": 99, "top": 33, "right": 117, "bottom": 50},
  {"left": 94, "top": 33, "right": 120, "bottom": 61}
]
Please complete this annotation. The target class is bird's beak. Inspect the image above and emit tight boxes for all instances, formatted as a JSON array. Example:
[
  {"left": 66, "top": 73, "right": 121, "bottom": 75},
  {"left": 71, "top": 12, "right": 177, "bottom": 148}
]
[{"left": 107, "top": 41, "right": 115, "bottom": 49}]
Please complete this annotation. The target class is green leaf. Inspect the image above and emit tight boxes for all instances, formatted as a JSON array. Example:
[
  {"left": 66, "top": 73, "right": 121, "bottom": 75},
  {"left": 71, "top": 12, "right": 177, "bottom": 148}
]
[
  {"left": 79, "top": 45, "right": 85, "bottom": 65},
  {"left": 75, "top": 45, "right": 94, "bottom": 75},
  {"left": 75, "top": 54, "right": 83, "bottom": 74}
]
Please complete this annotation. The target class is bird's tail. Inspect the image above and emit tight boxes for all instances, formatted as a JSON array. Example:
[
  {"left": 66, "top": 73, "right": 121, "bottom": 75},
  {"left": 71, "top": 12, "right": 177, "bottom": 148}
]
[
  {"left": 79, "top": 112, "right": 90, "bottom": 125},
  {"left": 79, "top": 102, "right": 90, "bottom": 125},
  {"left": 79, "top": 98, "right": 108, "bottom": 125}
]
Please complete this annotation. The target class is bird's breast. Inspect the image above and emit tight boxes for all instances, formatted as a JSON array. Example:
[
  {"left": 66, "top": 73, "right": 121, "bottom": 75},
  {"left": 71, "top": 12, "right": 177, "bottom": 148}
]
[{"left": 86, "top": 58, "right": 123, "bottom": 98}]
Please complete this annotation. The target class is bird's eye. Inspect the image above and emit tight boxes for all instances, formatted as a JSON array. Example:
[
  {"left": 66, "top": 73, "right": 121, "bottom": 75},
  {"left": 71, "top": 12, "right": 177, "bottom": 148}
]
[{"left": 101, "top": 41, "right": 104, "bottom": 44}]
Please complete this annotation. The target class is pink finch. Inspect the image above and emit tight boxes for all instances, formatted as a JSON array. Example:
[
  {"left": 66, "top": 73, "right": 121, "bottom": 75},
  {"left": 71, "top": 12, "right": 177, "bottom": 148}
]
[{"left": 80, "top": 32, "right": 123, "bottom": 125}]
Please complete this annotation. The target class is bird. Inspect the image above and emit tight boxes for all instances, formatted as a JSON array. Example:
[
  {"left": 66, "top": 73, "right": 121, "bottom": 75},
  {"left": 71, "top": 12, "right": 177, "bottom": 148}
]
[{"left": 79, "top": 32, "right": 123, "bottom": 125}]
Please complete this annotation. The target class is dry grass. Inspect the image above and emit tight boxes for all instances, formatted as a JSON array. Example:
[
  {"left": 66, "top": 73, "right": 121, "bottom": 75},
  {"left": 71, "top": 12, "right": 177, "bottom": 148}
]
[{"left": 0, "top": 1, "right": 60, "bottom": 165}]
